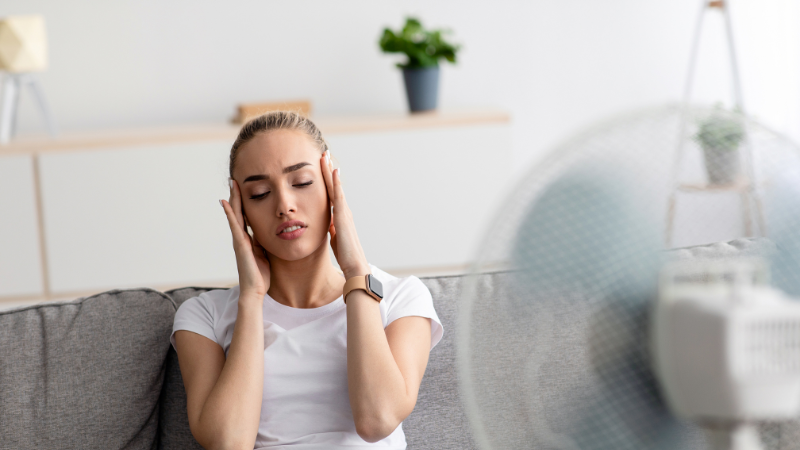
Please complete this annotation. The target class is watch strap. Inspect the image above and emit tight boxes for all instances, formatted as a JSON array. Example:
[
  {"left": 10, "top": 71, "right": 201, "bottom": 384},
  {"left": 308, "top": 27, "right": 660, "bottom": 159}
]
[{"left": 343, "top": 274, "right": 381, "bottom": 304}]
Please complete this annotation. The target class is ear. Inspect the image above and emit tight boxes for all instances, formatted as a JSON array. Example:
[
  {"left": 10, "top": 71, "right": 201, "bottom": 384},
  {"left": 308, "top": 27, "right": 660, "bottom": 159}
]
[{"left": 243, "top": 211, "right": 252, "bottom": 237}]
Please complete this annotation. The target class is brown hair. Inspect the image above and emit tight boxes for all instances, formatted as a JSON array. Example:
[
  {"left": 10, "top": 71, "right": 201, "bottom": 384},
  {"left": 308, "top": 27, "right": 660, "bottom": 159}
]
[{"left": 229, "top": 111, "right": 329, "bottom": 178}]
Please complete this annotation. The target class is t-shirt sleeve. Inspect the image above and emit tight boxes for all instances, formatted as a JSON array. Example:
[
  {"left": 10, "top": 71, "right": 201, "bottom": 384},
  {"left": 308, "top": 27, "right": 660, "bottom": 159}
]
[
  {"left": 170, "top": 295, "right": 219, "bottom": 351},
  {"left": 385, "top": 276, "right": 444, "bottom": 350}
]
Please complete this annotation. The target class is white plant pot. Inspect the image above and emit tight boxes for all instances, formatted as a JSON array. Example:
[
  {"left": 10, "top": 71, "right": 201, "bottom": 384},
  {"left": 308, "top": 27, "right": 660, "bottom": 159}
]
[{"left": 702, "top": 146, "right": 741, "bottom": 185}]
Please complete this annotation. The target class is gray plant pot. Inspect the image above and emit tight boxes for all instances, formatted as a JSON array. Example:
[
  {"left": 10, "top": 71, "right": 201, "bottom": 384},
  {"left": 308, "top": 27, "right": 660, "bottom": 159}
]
[
  {"left": 402, "top": 66, "right": 440, "bottom": 113},
  {"left": 702, "top": 146, "right": 741, "bottom": 185}
]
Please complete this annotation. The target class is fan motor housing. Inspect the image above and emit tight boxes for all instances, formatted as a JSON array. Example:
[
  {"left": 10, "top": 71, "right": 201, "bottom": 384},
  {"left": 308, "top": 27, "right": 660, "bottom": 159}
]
[{"left": 653, "top": 260, "right": 800, "bottom": 421}]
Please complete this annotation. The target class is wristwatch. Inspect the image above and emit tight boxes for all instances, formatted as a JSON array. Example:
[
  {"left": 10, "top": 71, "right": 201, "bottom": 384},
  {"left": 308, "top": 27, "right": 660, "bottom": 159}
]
[{"left": 343, "top": 274, "right": 383, "bottom": 304}]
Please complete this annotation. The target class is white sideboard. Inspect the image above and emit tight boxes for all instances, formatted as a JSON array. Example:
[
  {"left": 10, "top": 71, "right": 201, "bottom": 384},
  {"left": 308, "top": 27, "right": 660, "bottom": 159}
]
[
  {"left": 0, "top": 110, "right": 511, "bottom": 307},
  {"left": 0, "top": 156, "right": 44, "bottom": 297}
]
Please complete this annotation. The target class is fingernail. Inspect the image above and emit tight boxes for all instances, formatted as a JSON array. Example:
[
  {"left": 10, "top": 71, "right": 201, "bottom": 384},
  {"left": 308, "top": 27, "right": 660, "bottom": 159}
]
[
  {"left": 325, "top": 150, "right": 331, "bottom": 165},
  {"left": 228, "top": 178, "right": 233, "bottom": 189},
  {"left": 336, "top": 167, "right": 341, "bottom": 177},
  {"left": 219, "top": 199, "right": 224, "bottom": 208}
]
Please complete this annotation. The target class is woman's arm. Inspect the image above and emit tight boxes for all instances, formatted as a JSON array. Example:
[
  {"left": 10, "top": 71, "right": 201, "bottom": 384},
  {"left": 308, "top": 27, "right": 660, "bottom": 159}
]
[
  {"left": 174, "top": 180, "right": 271, "bottom": 450},
  {"left": 174, "top": 295, "right": 264, "bottom": 450},
  {"left": 346, "top": 288, "right": 432, "bottom": 442},
  {"left": 319, "top": 154, "right": 432, "bottom": 442}
]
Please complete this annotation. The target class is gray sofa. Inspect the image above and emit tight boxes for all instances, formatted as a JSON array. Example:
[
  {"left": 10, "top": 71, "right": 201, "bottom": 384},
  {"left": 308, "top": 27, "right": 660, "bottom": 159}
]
[
  {"left": 0, "top": 275, "right": 476, "bottom": 450},
  {"left": 2, "top": 238, "right": 797, "bottom": 450}
]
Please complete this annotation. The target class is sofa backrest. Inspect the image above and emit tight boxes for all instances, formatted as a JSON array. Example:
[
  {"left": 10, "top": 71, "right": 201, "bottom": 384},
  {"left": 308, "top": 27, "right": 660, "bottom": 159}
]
[
  {"left": 449, "top": 238, "right": 796, "bottom": 450},
  {"left": 159, "top": 278, "right": 479, "bottom": 450},
  {"left": 4, "top": 238, "right": 784, "bottom": 450},
  {"left": 404, "top": 275, "right": 477, "bottom": 450},
  {"left": 0, "top": 288, "right": 175, "bottom": 450},
  {"left": 157, "top": 287, "right": 210, "bottom": 450}
]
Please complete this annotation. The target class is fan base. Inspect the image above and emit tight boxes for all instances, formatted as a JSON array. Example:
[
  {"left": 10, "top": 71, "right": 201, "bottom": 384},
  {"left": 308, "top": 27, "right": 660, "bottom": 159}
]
[{"left": 703, "top": 422, "right": 763, "bottom": 450}]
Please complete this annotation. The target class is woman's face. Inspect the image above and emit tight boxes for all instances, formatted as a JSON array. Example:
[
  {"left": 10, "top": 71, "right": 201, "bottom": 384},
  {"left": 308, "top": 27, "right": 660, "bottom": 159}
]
[{"left": 232, "top": 129, "right": 330, "bottom": 262}]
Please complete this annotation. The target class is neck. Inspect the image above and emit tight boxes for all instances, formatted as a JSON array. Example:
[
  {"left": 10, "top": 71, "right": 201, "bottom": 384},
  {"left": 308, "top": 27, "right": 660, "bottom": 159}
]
[{"left": 266, "top": 240, "right": 346, "bottom": 309}]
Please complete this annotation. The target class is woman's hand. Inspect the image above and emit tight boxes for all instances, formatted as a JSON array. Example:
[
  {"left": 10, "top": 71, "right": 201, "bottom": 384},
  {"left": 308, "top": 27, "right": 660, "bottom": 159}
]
[
  {"left": 321, "top": 151, "right": 371, "bottom": 279},
  {"left": 220, "top": 179, "right": 271, "bottom": 298}
]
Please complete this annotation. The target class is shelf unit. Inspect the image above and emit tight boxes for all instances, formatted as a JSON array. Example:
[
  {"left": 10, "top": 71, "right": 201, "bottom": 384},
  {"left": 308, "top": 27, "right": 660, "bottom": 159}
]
[{"left": 0, "top": 109, "right": 512, "bottom": 309}]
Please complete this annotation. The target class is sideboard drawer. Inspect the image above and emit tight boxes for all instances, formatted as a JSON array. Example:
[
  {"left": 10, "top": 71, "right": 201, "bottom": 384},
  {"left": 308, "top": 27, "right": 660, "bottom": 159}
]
[
  {"left": 38, "top": 141, "right": 237, "bottom": 294},
  {"left": 0, "top": 155, "right": 44, "bottom": 297}
]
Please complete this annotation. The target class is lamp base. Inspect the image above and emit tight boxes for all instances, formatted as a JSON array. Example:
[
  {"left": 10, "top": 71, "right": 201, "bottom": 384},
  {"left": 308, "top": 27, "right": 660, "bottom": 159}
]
[{"left": 0, "top": 73, "right": 57, "bottom": 144}]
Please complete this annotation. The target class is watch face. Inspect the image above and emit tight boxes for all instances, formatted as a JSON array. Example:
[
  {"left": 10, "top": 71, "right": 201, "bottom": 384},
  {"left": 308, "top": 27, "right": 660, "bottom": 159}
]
[{"left": 367, "top": 274, "right": 384, "bottom": 299}]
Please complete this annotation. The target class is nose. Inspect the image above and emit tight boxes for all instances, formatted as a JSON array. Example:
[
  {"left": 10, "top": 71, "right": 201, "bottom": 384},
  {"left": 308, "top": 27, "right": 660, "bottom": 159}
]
[{"left": 275, "top": 187, "right": 297, "bottom": 217}]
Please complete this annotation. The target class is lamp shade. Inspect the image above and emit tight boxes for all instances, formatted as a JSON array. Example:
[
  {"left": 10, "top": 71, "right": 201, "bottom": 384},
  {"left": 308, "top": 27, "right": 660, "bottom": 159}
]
[{"left": 0, "top": 15, "right": 48, "bottom": 72}]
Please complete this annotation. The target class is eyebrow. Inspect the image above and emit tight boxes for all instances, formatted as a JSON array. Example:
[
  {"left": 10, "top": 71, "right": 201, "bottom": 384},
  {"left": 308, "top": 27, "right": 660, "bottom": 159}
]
[{"left": 243, "top": 162, "right": 312, "bottom": 183}]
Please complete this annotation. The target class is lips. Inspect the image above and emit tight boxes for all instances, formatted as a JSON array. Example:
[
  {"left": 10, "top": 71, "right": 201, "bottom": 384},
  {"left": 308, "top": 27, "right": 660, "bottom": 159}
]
[{"left": 276, "top": 220, "right": 307, "bottom": 241}]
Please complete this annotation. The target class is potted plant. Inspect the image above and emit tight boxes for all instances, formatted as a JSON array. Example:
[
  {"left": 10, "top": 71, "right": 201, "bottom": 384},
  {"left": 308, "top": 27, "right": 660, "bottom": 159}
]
[
  {"left": 693, "top": 105, "right": 746, "bottom": 185},
  {"left": 379, "top": 17, "right": 459, "bottom": 113}
]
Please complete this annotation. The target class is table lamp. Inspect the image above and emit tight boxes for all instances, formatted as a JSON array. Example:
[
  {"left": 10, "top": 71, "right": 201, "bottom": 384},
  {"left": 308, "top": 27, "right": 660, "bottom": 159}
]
[{"left": 0, "top": 15, "right": 57, "bottom": 144}]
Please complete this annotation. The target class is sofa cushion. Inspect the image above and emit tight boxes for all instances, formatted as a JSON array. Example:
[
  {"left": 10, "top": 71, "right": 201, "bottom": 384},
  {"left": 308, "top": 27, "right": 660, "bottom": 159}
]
[
  {"left": 666, "top": 237, "right": 776, "bottom": 262},
  {"left": 407, "top": 275, "right": 478, "bottom": 450},
  {"left": 160, "top": 240, "right": 790, "bottom": 449},
  {"left": 158, "top": 287, "right": 218, "bottom": 450},
  {"left": 0, "top": 288, "right": 175, "bottom": 450}
]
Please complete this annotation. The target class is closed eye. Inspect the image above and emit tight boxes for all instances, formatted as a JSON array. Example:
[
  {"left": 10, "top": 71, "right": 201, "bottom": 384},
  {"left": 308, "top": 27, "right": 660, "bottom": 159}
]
[{"left": 249, "top": 181, "right": 311, "bottom": 200}]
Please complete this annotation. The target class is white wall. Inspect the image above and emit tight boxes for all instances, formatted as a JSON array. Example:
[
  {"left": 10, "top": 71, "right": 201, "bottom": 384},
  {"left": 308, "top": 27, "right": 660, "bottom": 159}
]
[{"left": 6, "top": 0, "right": 800, "bottom": 174}]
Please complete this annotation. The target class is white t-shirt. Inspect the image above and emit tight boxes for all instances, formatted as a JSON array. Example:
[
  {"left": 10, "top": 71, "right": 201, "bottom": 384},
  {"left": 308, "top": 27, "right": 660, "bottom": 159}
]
[{"left": 170, "top": 265, "right": 444, "bottom": 450}]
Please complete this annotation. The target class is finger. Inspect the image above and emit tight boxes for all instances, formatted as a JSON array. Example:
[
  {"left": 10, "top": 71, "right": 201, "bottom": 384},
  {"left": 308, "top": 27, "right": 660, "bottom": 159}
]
[
  {"left": 328, "top": 203, "right": 336, "bottom": 239},
  {"left": 320, "top": 151, "right": 334, "bottom": 204},
  {"left": 251, "top": 233, "right": 264, "bottom": 251},
  {"left": 320, "top": 151, "right": 335, "bottom": 204},
  {"left": 220, "top": 199, "right": 247, "bottom": 244},
  {"left": 249, "top": 231, "right": 271, "bottom": 269},
  {"left": 250, "top": 227, "right": 267, "bottom": 258},
  {"left": 242, "top": 213, "right": 267, "bottom": 259},
  {"left": 330, "top": 168, "right": 351, "bottom": 226},
  {"left": 329, "top": 221, "right": 336, "bottom": 239},
  {"left": 243, "top": 210, "right": 253, "bottom": 238},
  {"left": 251, "top": 236, "right": 266, "bottom": 261},
  {"left": 230, "top": 179, "right": 246, "bottom": 234},
  {"left": 332, "top": 167, "right": 344, "bottom": 203}
]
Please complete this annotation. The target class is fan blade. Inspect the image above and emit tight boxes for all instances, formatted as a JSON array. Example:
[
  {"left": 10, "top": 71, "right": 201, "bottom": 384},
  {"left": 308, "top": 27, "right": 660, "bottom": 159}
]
[{"left": 497, "top": 166, "right": 701, "bottom": 449}]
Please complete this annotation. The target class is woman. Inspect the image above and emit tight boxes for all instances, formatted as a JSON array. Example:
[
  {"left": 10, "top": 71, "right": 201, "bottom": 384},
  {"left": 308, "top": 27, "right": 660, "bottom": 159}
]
[{"left": 170, "top": 111, "right": 443, "bottom": 450}]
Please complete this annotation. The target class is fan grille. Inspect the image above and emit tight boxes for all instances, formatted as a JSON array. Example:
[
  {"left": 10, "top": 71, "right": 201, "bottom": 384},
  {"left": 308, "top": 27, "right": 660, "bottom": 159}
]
[{"left": 457, "top": 105, "right": 800, "bottom": 450}]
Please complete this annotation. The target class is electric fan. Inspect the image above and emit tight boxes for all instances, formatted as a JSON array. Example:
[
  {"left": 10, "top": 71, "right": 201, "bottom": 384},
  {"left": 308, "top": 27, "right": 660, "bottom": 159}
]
[{"left": 456, "top": 105, "right": 800, "bottom": 450}]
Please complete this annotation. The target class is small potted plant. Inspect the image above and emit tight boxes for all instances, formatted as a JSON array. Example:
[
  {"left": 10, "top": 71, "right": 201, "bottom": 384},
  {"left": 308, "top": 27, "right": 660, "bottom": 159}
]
[
  {"left": 379, "top": 17, "right": 459, "bottom": 113},
  {"left": 693, "top": 105, "right": 746, "bottom": 185}
]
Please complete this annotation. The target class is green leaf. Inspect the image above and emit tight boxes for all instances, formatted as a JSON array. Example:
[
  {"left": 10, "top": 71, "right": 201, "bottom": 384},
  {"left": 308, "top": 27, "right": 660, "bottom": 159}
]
[
  {"left": 378, "top": 17, "right": 460, "bottom": 68},
  {"left": 692, "top": 105, "right": 746, "bottom": 150}
]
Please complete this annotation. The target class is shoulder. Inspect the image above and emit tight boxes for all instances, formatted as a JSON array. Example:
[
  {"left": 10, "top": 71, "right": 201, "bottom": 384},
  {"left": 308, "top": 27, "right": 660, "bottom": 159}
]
[
  {"left": 370, "top": 265, "right": 431, "bottom": 304},
  {"left": 172, "top": 286, "right": 241, "bottom": 350},
  {"left": 176, "top": 286, "right": 239, "bottom": 321},
  {"left": 371, "top": 265, "right": 444, "bottom": 349},
  {"left": 369, "top": 265, "right": 433, "bottom": 315}
]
